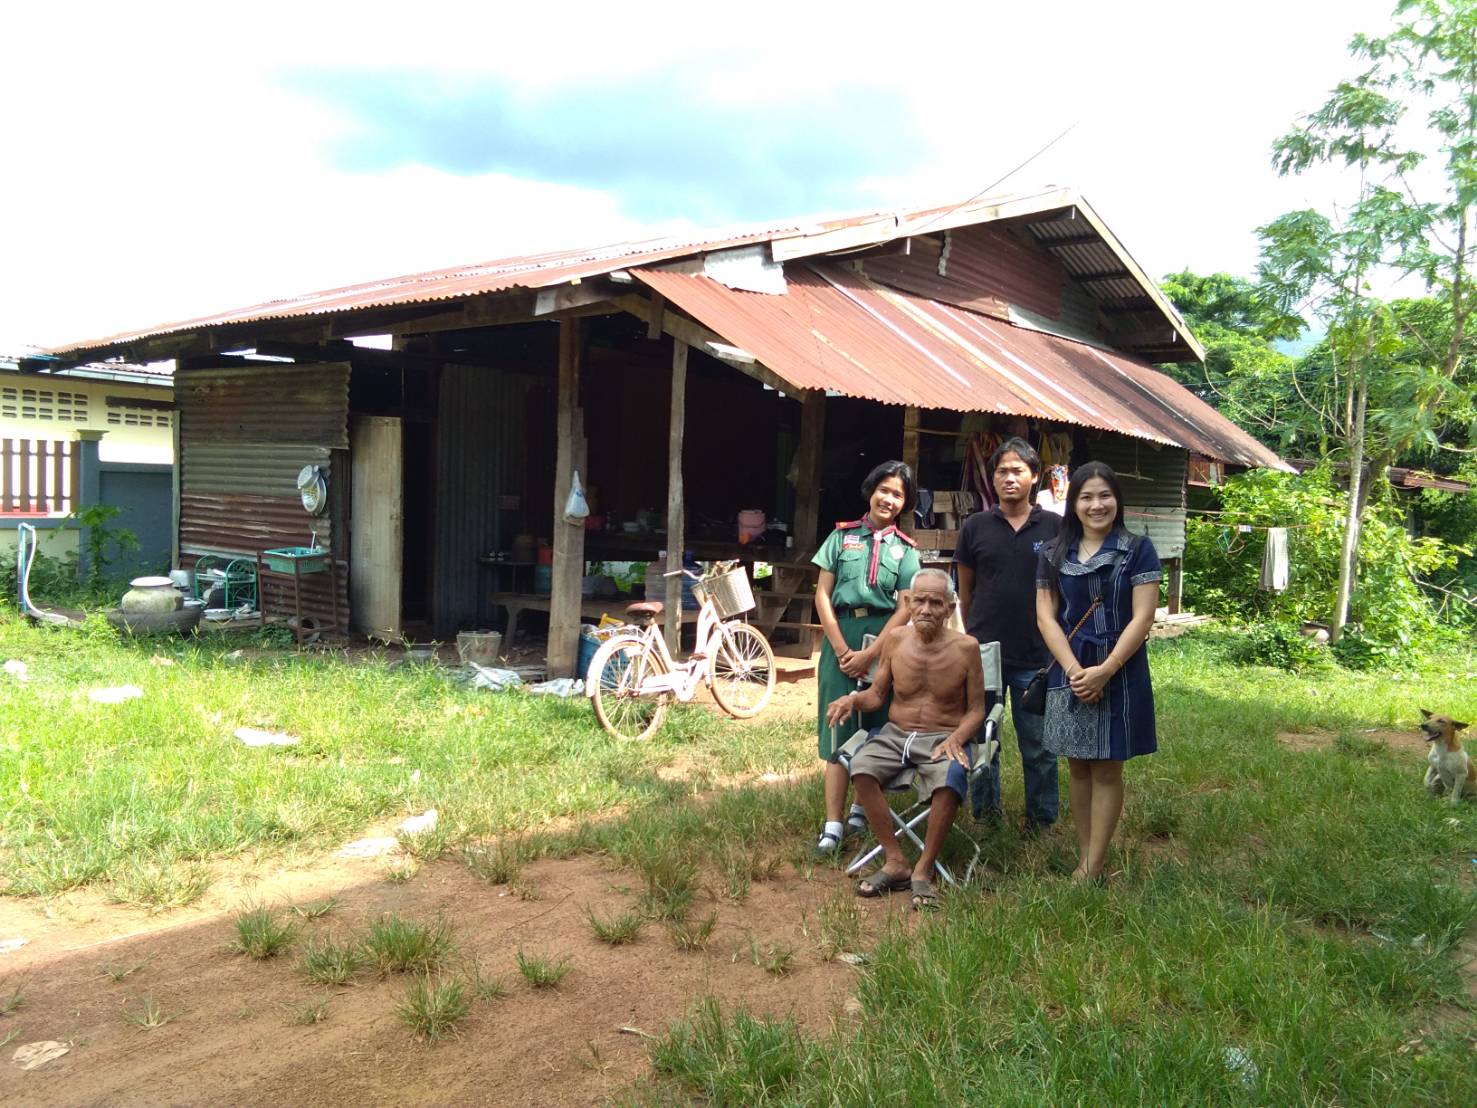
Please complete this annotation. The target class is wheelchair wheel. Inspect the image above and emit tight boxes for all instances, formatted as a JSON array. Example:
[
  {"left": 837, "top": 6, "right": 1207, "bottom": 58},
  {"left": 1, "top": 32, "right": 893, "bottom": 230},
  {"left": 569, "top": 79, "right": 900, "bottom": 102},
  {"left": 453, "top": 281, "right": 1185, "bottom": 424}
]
[
  {"left": 707, "top": 621, "right": 775, "bottom": 718},
  {"left": 589, "top": 637, "right": 669, "bottom": 741}
]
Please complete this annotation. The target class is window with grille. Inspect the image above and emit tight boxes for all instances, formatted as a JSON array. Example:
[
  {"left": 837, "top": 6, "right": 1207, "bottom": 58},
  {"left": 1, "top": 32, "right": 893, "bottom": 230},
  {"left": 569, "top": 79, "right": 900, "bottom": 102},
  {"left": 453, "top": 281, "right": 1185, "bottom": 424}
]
[{"left": 1, "top": 386, "right": 89, "bottom": 422}]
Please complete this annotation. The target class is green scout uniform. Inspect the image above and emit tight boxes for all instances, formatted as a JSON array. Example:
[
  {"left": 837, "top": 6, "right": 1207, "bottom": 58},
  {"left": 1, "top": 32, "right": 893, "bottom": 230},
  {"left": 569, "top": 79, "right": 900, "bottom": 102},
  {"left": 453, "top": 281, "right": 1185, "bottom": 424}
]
[{"left": 812, "top": 517, "right": 921, "bottom": 759}]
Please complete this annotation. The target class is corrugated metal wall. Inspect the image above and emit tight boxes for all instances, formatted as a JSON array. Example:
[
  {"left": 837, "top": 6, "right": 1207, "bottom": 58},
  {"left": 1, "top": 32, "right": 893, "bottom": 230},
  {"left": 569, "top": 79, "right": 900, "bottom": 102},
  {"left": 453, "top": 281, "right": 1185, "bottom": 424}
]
[
  {"left": 431, "top": 365, "right": 533, "bottom": 634},
  {"left": 1082, "top": 434, "right": 1187, "bottom": 557},
  {"left": 860, "top": 225, "right": 1065, "bottom": 321},
  {"left": 178, "top": 362, "right": 350, "bottom": 627}
]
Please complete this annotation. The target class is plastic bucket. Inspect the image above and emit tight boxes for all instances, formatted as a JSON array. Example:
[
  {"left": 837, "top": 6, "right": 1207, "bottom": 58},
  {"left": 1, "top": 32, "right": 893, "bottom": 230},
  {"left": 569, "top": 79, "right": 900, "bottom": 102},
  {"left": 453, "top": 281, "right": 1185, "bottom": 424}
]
[
  {"left": 577, "top": 630, "right": 600, "bottom": 678},
  {"left": 456, "top": 631, "right": 502, "bottom": 666},
  {"left": 737, "top": 509, "right": 766, "bottom": 544}
]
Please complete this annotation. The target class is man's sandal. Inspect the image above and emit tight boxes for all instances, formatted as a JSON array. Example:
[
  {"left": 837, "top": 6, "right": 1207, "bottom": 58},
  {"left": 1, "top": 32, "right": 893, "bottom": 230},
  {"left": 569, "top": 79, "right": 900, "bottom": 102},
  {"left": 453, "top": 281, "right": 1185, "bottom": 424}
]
[
  {"left": 855, "top": 869, "right": 911, "bottom": 898},
  {"left": 910, "top": 878, "right": 941, "bottom": 911}
]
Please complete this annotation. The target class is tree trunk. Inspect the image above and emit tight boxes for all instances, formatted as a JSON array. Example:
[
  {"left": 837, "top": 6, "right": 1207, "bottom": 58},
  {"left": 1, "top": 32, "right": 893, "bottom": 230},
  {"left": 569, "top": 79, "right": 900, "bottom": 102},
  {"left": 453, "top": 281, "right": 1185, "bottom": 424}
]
[{"left": 1329, "top": 374, "right": 1368, "bottom": 643}]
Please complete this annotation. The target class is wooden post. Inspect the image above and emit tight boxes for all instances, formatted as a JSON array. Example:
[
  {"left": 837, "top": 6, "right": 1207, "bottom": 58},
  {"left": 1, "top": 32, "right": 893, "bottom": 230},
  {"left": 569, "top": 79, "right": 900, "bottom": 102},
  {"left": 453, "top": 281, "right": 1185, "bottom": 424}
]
[
  {"left": 1167, "top": 557, "right": 1184, "bottom": 615},
  {"left": 900, "top": 407, "right": 920, "bottom": 533},
  {"left": 792, "top": 391, "right": 826, "bottom": 553},
  {"left": 548, "top": 319, "right": 587, "bottom": 677},
  {"left": 663, "top": 340, "right": 688, "bottom": 653}
]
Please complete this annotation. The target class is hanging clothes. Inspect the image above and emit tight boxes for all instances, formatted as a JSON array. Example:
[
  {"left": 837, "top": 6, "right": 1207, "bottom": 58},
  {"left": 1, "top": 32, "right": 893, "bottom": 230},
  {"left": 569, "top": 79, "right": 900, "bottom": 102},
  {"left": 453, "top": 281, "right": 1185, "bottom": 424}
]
[{"left": 1260, "top": 527, "right": 1290, "bottom": 592}]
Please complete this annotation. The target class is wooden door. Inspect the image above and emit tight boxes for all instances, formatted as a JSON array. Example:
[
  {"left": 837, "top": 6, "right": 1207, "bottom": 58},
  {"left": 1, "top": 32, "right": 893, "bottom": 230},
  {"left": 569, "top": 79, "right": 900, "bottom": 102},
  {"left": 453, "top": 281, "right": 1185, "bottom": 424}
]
[{"left": 350, "top": 415, "right": 403, "bottom": 639}]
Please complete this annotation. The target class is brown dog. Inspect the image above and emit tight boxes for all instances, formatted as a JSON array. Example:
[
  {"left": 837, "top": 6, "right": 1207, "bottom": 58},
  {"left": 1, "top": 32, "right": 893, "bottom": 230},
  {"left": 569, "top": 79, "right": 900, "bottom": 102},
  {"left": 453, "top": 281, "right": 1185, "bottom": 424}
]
[{"left": 1420, "top": 709, "right": 1473, "bottom": 805}]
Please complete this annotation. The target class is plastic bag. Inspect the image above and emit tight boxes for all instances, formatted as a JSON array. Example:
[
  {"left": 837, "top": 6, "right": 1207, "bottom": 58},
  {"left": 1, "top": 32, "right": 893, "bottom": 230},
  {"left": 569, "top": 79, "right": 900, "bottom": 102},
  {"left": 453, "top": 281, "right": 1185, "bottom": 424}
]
[{"left": 563, "top": 470, "right": 590, "bottom": 524}]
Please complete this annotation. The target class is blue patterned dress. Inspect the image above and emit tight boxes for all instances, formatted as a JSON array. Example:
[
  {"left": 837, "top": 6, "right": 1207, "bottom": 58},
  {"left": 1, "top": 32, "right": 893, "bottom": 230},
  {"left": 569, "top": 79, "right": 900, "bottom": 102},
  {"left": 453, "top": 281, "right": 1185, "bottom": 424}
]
[{"left": 1036, "top": 529, "right": 1161, "bottom": 762}]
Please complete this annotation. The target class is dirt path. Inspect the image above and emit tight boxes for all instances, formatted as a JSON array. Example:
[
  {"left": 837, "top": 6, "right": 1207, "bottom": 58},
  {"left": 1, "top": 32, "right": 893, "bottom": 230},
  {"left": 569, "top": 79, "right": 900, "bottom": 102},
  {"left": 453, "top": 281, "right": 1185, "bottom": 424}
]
[{"left": 0, "top": 838, "right": 907, "bottom": 1106}]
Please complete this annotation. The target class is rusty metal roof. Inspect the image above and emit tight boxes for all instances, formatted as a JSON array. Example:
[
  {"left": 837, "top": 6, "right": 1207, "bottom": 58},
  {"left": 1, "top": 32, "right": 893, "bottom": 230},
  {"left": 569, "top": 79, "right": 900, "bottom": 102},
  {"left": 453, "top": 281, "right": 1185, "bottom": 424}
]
[
  {"left": 40, "top": 187, "right": 1203, "bottom": 363},
  {"left": 635, "top": 263, "right": 1288, "bottom": 471}
]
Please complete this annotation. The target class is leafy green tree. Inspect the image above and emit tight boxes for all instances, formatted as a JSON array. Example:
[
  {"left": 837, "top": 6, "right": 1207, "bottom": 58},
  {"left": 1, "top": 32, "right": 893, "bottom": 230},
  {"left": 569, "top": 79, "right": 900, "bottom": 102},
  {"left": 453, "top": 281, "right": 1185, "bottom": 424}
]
[{"left": 1259, "top": 0, "right": 1477, "bottom": 641}]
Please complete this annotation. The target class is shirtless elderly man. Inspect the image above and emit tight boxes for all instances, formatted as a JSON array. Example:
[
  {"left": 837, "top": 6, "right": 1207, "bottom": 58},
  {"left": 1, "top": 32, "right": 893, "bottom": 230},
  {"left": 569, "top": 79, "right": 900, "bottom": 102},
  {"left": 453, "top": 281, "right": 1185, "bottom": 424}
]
[{"left": 825, "top": 568, "right": 985, "bottom": 910}]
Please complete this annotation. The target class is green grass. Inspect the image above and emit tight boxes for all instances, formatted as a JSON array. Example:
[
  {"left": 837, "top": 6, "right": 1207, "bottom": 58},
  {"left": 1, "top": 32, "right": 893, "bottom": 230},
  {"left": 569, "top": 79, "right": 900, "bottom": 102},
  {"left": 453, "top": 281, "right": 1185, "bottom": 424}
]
[
  {"left": 106, "top": 856, "right": 212, "bottom": 912},
  {"left": 228, "top": 905, "right": 296, "bottom": 960},
  {"left": 297, "top": 937, "right": 365, "bottom": 986},
  {"left": 515, "top": 950, "right": 573, "bottom": 989},
  {"left": 124, "top": 996, "right": 182, "bottom": 1031},
  {"left": 666, "top": 912, "right": 719, "bottom": 952},
  {"left": 4, "top": 609, "right": 1474, "bottom": 1101},
  {"left": 585, "top": 906, "right": 647, "bottom": 945},
  {"left": 635, "top": 632, "right": 1477, "bottom": 1105},
  {"left": 0, "top": 611, "right": 809, "bottom": 898},
  {"left": 362, "top": 915, "right": 453, "bottom": 976},
  {"left": 396, "top": 975, "right": 471, "bottom": 1042},
  {"left": 286, "top": 997, "right": 330, "bottom": 1026}
]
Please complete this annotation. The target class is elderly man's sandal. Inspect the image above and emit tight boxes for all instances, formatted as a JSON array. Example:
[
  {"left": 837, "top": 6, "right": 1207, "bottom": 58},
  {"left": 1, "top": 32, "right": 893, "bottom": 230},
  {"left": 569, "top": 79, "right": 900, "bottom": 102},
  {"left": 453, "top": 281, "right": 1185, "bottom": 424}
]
[
  {"left": 910, "top": 878, "right": 941, "bottom": 911},
  {"left": 855, "top": 870, "right": 912, "bottom": 897}
]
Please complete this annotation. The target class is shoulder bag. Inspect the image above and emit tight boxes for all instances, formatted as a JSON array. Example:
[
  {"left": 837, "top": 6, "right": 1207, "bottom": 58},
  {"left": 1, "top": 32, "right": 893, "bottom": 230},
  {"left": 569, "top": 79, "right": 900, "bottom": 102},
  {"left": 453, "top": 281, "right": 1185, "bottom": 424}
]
[{"left": 1019, "top": 596, "right": 1102, "bottom": 714}]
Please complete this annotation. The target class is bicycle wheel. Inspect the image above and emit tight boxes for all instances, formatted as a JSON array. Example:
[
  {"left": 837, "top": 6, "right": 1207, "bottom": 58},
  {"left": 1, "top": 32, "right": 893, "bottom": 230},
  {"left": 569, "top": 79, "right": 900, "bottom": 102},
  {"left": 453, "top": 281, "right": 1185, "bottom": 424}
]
[
  {"left": 708, "top": 621, "right": 775, "bottom": 718},
  {"left": 589, "top": 637, "right": 669, "bottom": 741}
]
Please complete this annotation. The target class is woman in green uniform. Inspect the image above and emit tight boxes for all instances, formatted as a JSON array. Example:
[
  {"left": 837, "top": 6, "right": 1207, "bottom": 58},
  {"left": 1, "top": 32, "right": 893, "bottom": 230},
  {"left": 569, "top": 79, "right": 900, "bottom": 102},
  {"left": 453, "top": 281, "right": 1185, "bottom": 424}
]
[{"left": 811, "top": 460, "right": 921, "bottom": 857}]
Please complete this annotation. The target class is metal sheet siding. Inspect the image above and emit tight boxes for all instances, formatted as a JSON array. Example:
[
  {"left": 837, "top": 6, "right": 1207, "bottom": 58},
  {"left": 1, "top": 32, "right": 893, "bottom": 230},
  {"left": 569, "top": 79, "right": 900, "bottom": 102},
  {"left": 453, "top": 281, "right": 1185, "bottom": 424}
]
[
  {"left": 1083, "top": 436, "right": 1187, "bottom": 557},
  {"left": 861, "top": 226, "right": 1064, "bottom": 320},
  {"left": 44, "top": 189, "right": 1202, "bottom": 365},
  {"left": 634, "top": 263, "right": 1289, "bottom": 472},
  {"left": 431, "top": 365, "right": 532, "bottom": 635},
  {"left": 178, "top": 363, "right": 350, "bottom": 627}
]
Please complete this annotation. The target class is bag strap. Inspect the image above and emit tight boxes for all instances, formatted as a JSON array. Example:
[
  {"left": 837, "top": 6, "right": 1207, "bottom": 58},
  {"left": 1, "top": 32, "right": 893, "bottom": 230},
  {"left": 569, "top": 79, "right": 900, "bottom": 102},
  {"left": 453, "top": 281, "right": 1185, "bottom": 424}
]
[
  {"left": 1064, "top": 596, "right": 1102, "bottom": 644},
  {"left": 1032, "top": 596, "right": 1102, "bottom": 679}
]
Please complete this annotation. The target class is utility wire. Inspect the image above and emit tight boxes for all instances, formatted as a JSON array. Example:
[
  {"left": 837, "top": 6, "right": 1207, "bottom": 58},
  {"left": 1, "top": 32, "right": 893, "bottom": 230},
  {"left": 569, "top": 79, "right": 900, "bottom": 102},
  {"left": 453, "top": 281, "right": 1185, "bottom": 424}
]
[{"left": 907, "top": 120, "right": 1081, "bottom": 237}]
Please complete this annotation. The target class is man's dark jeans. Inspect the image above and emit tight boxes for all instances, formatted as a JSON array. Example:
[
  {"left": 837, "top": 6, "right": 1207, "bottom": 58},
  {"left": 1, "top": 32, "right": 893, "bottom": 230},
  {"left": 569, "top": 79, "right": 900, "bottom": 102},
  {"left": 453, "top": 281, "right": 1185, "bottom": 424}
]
[{"left": 970, "top": 666, "right": 1060, "bottom": 827}]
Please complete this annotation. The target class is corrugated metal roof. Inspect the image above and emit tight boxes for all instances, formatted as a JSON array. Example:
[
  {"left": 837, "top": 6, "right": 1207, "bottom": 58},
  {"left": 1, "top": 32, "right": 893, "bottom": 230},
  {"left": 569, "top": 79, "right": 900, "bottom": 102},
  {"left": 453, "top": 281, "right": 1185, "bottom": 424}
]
[
  {"left": 40, "top": 188, "right": 1204, "bottom": 362},
  {"left": 634, "top": 262, "right": 1289, "bottom": 472}
]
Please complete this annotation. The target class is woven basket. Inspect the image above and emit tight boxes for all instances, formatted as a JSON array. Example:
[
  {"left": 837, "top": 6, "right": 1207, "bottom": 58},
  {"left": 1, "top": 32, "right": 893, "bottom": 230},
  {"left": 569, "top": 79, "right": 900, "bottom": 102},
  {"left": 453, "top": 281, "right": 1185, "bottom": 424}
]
[{"left": 699, "top": 566, "right": 755, "bottom": 619}]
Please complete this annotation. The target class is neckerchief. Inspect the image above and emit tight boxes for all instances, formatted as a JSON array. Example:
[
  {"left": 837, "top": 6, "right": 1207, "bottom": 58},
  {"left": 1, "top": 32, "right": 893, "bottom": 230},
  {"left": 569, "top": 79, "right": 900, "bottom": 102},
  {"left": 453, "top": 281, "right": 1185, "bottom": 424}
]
[{"left": 834, "top": 517, "right": 917, "bottom": 586}]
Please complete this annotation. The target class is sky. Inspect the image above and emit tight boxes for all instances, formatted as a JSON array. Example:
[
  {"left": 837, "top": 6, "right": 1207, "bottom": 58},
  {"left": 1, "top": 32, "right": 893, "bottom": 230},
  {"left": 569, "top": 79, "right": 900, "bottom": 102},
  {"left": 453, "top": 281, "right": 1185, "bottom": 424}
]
[{"left": 0, "top": 0, "right": 1403, "bottom": 356}]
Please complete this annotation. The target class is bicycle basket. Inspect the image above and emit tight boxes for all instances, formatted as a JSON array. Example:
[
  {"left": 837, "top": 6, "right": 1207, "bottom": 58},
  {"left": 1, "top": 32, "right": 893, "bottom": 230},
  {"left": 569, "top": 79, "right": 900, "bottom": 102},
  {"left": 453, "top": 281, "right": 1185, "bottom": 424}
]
[{"left": 699, "top": 565, "right": 755, "bottom": 618}]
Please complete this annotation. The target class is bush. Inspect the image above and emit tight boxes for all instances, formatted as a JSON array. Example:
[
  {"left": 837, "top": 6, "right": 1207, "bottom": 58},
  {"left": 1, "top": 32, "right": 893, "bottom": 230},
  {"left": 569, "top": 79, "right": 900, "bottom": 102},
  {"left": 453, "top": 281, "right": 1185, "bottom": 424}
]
[
  {"left": 1183, "top": 465, "right": 1463, "bottom": 665},
  {"left": 1225, "top": 622, "right": 1332, "bottom": 673}
]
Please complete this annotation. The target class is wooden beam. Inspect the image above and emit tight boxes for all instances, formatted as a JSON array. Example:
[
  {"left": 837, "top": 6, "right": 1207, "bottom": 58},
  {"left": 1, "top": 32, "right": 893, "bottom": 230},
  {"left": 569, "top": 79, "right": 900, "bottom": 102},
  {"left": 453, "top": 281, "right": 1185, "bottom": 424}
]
[
  {"left": 646, "top": 293, "right": 665, "bottom": 341},
  {"left": 792, "top": 391, "right": 826, "bottom": 553},
  {"left": 534, "top": 280, "right": 620, "bottom": 317},
  {"left": 547, "top": 318, "right": 587, "bottom": 678},
  {"left": 663, "top": 340, "right": 688, "bottom": 654},
  {"left": 1166, "top": 557, "right": 1184, "bottom": 615},
  {"left": 1035, "top": 232, "right": 1102, "bottom": 248},
  {"left": 901, "top": 407, "right": 920, "bottom": 534},
  {"left": 611, "top": 294, "right": 799, "bottom": 396}
]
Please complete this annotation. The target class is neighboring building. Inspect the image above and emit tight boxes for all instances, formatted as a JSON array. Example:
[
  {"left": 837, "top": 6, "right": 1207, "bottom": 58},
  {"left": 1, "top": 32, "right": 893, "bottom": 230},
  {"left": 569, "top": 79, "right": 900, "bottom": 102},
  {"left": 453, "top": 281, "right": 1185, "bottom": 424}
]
[
  {"left": 29, "top": 187, "right": 1289, "bottom": 666},
  {"left": 1, "top": 356, "right": 174, "bottom": 574}
]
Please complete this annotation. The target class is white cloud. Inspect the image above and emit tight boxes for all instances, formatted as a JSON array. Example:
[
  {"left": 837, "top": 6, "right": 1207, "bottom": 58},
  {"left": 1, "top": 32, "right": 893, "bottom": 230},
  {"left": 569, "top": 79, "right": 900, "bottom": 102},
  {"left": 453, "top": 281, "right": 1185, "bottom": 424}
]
[{"left": 0, "top": 0, "right": 1404, "bottom": 353}]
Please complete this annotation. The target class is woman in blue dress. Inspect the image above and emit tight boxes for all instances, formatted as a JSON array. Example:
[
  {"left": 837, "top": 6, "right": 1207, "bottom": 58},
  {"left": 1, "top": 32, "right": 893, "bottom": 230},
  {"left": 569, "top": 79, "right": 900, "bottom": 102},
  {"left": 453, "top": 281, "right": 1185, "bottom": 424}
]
[{"left": 1035, "top": 462, "right": 1160, "bottom": 884}]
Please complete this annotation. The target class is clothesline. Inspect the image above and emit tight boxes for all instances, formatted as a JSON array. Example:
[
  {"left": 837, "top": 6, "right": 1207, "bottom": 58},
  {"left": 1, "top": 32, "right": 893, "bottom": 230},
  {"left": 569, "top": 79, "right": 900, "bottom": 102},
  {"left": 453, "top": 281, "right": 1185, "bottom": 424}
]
[{"left": 1186, "top": 509, "right": 1315, "bottom": 530}]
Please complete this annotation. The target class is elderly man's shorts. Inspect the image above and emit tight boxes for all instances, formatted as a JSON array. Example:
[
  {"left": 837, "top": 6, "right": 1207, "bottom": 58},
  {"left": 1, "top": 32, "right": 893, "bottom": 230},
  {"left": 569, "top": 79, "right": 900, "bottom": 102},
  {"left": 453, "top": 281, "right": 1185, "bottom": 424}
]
[{"left": 837, "top": 721, "right": 970, "bottom": 801}]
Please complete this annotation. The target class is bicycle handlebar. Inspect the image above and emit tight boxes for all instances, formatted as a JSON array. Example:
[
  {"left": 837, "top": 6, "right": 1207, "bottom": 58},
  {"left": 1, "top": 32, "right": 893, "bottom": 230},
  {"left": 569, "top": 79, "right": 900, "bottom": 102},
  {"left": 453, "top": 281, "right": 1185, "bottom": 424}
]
[{"left": 660, "top": 568, "right": 702, "bottom": 581}]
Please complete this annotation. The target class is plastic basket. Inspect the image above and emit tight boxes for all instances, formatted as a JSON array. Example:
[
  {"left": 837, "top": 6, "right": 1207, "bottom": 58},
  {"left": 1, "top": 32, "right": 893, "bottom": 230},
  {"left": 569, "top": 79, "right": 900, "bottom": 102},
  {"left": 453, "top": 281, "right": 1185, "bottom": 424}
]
[
  {"left": 699, "top": 566, "right": 755, "bottom": 618},
  {"left": 263, "top": 547, "right": 327, "bottom": 574}
]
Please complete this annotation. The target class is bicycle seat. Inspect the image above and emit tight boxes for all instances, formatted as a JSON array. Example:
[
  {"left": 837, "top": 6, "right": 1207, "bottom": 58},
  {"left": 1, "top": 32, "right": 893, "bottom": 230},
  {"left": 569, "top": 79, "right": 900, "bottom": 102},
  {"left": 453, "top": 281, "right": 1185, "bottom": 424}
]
[{"left": 626, "top": 600, "right": 664, "bottom": 616}]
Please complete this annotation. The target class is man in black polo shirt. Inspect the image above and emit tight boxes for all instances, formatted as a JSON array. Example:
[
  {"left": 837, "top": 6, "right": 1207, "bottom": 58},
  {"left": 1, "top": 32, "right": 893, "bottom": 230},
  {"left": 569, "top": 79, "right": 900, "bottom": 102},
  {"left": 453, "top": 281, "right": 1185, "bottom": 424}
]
[{"left": 954, "top": 436, "right": 1062, "bottom": 830}]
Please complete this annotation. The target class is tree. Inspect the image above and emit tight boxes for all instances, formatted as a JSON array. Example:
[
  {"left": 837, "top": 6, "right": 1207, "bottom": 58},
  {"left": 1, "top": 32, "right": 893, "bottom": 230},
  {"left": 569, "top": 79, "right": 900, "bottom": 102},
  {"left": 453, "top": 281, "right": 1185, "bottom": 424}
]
[{"left": 1258, "top": 0, "right": 1477, "bottom": 641}]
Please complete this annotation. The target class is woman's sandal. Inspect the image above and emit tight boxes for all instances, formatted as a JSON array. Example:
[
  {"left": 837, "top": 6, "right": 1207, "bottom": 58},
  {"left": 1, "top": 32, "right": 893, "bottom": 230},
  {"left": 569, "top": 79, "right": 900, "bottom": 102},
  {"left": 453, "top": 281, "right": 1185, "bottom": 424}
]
[{"left": 855, "top": 869, "right": 911, "bottom": 898}]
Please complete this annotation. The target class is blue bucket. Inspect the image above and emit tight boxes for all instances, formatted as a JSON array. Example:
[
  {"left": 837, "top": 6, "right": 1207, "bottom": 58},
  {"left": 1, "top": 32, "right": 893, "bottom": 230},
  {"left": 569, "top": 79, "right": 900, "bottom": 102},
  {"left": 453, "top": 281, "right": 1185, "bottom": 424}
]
[{"left": 577, "top": 630, "right": 600, "bottom": 679}]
